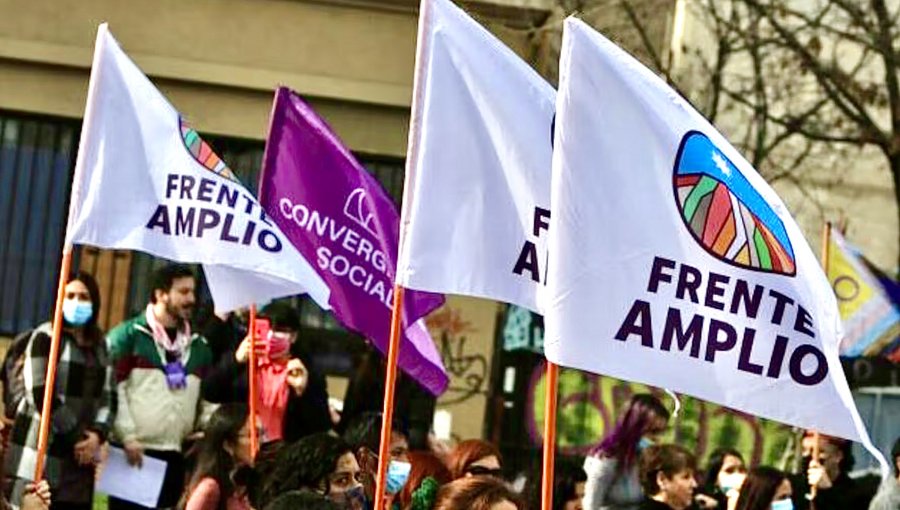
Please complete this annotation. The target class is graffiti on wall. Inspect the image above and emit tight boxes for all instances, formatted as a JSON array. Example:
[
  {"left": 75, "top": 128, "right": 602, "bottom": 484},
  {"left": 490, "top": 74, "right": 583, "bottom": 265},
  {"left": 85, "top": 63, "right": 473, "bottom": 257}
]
[
  {"left": 526, "top": 363, "right": 797, "bottom": 466},
  {"left": 427, "top": 307, "right": 489, "bottom": 405}
]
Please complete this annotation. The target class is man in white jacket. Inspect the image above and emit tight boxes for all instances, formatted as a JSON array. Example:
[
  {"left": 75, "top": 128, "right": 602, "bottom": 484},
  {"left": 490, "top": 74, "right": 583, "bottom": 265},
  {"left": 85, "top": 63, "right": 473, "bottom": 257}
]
[{"left": 107, "top": 264, "right": 216, "bottom": 510}]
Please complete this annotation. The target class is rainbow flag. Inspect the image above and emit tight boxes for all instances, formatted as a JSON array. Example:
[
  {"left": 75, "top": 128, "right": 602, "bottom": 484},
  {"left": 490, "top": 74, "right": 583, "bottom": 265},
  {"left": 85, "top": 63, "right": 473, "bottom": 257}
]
[{"left": 828, "top": 227, "right": 900, "bottom": 360}]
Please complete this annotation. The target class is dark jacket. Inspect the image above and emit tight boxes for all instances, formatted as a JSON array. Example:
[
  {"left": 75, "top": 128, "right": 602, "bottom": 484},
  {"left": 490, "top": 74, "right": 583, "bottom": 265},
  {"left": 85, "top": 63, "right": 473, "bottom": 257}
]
[
  {"left": 791, "top": 471, "right": 875, "bottom": 510},
  {"left": 201, "top": 345, "right": 332, "bottom": 442},
  {"left": 5, "top": 323, "right": 116, "bottom": 505}
]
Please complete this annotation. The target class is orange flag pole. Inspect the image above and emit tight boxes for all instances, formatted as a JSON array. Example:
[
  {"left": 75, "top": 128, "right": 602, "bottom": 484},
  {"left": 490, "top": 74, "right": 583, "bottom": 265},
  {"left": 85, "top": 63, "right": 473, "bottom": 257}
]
[
  {"left": 248, "top": 305, "right": 259, "bottom": 456},
  {"left": 373, "top": 284, "right": 405, "bottom": 510},
  {"left": 809, "top": 221, "right": 832, "bottom": 501},
  {"left": 33, "top": 248, "right": 74, "bottom": 481},
  {"left": 541, "top": 361, "right": 560, "bottom": 510}
]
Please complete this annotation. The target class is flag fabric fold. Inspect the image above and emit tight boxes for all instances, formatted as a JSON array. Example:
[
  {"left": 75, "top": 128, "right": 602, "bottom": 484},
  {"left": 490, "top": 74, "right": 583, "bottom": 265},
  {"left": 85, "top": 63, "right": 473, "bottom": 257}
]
[
  {"left": 545, "top": 17, "right": 883, "bottom": 468},
  {"left": 396, "top": 0, "right": 556, "bottom": 313},
  {"left": 65, "top": 24, "right": 330, "bottom": 313},
  {"left": 259, "top": 88, "right": 448, "bottom": 396}
]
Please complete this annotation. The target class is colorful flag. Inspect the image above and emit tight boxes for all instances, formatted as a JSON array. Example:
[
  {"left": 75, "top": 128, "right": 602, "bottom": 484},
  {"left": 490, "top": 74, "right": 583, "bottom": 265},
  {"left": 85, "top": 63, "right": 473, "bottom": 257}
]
[
  {"left": 259, "top": 88, "right": 448, "bottom": 395},
  {"left": 395, "top": 0, "right": 556, "bottom": 313},
  {"left": 828, "top": 227, "right": 900, "bottom": 359},
  {"left": 65, "top": 25, "right": 330, "bottom": 313},
  {"left": 544, "top": 17, "right": 882, "bottom": 459}
]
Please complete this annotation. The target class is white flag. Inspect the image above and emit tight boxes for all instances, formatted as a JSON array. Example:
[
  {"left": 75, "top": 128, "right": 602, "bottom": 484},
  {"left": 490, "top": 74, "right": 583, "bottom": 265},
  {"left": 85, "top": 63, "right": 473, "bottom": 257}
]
[
  {"left": 66, "top": 24, "right": 330, "bottom": 313},
  {"left": 546, "top": 17, "right": 883, "bottom": 462},
  {"left": 396, "top": 0, "right": 555, "bottom": 313}
]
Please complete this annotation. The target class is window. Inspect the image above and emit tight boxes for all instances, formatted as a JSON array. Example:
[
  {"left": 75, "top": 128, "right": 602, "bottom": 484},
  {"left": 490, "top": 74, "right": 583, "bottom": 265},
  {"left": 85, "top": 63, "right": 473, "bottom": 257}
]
[{"left": 0, "top": 112, "right": 79, "bottom": 335}]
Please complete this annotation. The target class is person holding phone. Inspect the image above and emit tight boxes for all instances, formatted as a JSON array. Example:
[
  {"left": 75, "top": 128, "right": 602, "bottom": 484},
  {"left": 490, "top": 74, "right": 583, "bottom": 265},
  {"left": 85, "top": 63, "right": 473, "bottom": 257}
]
[{"left": 201, "top": 302, "right": 332, "bottom": 442}]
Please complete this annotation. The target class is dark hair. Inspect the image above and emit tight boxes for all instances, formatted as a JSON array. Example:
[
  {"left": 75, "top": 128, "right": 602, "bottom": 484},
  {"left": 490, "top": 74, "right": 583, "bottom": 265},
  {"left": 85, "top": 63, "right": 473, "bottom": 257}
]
[
  {"left": 263, "top": 490, "right": 339, "bottom": 510},
  {"left": 433, "top": 476, "right": 524, "bottom": 510},
  {"left": 184, "top": 404, "right": 250, "bottom": 510},
  {"left": 892, "top": 436, "right": 900, "bottom": 476},
  {"left": 638, "top": 444, "right": 697, "bottom": 496},
  {"left": 398, "top": 451, "right": 453, "bottom": 509},
  {"left": 703, "top": 448, "right": 744, "bottom": 493},
  {"left": 341, "top": 411, "right": 408, "bottom": 453},
  {"left": 149, "top": 263, "right": 195, "bottom": 303},
  {"left": 593, "top": 394, "right": 670, "bottom": 469},
  {"left": 260, "top": 301, "right": 301, "bottom": 332},
  {"left": 553, "top": 463, "right": 588, "bottom": 510},
  {"left": 734, "top": 467, "right": 788, "bottom": 510},
  {"left": 447, "top": 440, "right": 503, "bottom": 479},
  {"left": 65, "top": 271, "right": 103, "bottom": 344},
  {"left": 259, "top": 433, "right": 353, "bottom": 507},
  {"left": 248, "top": 441, "right": 284, "bottom": 509}
]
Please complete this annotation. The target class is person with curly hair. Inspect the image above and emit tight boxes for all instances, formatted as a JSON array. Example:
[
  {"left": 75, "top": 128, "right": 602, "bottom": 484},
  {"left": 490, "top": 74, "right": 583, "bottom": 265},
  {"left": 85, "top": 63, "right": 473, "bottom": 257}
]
[{"left": 256, "top": 433, "right": 364, "bottom": 510}]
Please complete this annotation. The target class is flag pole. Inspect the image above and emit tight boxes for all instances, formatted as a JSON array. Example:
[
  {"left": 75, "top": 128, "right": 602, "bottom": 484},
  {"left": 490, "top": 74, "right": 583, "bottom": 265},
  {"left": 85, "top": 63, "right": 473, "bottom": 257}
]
[
  {"left": 373, "top": 0, "right": 429, "bottom": 501},
  {"left": 35, "top": 24, "right": 108, "bottom": 481},
  {"left": 248, "top": 305, "right": 259, "bottom": 456},
  {"left": 541, "top": 361, "right": 560, "bottom": 510},
  {"left": 373, "top": 284, "right": 405, "bottom": 510},
  {"left": 250, "top": 88, "right": 285, "bottom": 458},
  {"left": 33, "top": 248, "right": 74, "bottom": 481},
  {"left": 810, "top": 221, "right": 832, "bottom": 501}
]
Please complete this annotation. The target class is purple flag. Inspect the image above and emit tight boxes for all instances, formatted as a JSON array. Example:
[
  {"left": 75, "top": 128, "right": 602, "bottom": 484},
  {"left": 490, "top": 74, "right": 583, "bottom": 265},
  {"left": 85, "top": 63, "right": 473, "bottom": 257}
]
[{"left": 259, "top": 87, "right": 449, "bottom": 395}]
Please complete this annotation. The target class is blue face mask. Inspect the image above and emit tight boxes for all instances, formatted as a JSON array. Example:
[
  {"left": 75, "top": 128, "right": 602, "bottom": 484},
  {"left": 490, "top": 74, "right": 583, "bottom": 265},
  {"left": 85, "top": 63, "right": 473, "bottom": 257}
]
[
  {"left": 386, "top": 460, "right": 412, "bottom": 494},
  {"left": 771, "top": 499, "right": 793, "bottom": 510},
  {"left": 62, "top": 299, "right": 93, "bottom": 326},
  {"left": 638, "top": 437, "right": 654, "bottom": 450}
]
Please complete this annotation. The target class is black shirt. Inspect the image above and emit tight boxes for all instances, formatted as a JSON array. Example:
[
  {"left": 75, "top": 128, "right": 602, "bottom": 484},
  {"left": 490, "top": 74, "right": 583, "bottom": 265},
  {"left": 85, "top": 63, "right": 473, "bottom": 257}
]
[{"left": 639, "top": 498, "right": 678, "bottom": 510}]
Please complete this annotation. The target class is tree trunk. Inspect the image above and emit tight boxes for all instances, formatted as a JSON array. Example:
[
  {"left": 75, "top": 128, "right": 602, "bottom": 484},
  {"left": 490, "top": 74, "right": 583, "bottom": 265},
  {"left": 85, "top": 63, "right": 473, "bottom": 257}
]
[{"left": 893, "top": 155, "right": 900, "bottom": 277}]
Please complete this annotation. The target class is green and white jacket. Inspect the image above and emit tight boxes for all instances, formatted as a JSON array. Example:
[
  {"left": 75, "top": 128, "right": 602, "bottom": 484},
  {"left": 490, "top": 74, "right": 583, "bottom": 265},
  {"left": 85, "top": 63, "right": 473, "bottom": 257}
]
[{"left": 106, "top": 313, "right": 216, "bottom": 451}]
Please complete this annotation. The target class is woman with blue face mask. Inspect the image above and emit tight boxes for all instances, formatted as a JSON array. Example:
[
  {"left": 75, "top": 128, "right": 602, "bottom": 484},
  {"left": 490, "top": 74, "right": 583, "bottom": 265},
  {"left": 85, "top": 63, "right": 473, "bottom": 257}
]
[
  {"left": 733, "top": 467, "right": 794, "bottom": 510},
  {"left": 4, "top": 272, "right": 116, "bottom": 510}
]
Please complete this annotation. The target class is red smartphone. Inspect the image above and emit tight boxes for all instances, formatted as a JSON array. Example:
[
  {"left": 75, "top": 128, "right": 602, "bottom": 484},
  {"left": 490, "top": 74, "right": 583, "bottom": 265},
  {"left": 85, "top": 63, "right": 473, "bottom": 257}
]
[{"left": 254, "top": 317, "right": 271, "bottom": 342}]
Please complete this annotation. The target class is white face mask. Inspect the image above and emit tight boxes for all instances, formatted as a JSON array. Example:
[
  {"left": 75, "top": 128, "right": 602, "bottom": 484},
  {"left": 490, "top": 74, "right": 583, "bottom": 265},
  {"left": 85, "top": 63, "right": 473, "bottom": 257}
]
[{"left": 718, "top": 472, "right": 745, "bottom": 493}]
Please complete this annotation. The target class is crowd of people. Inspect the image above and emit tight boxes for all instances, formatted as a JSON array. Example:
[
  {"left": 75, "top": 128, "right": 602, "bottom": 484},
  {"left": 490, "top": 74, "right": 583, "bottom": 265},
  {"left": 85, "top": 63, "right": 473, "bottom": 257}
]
[{"left": 0, "top": 264, "right": 897, "bottom": 510}]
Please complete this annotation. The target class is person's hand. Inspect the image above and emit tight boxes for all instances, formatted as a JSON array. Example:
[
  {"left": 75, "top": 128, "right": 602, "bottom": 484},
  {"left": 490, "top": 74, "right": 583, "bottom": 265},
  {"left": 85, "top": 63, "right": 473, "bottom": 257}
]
[
  {"left": 124, "top": 439, "right": 144, "bottom": 468},
  {"left": 234, "top": 334, "right": 267, "bottom": 364},
  {"left": 186, "top": 430, "right": 205, "bottom": 442},
  {"left": 694, "top": 494, "right": 718, "bottom": 509},
  {"left": 74, "top": 430, "right": 101, "bottom": 466},
  {"left": 285, "top": 358, "right": 308, "bottom": 396},
  {"left": 808, "top": 461, "right": 832, "bottom": 489},
  {"left": 21, "top": 481, "right": 50, "bottom": 510}
]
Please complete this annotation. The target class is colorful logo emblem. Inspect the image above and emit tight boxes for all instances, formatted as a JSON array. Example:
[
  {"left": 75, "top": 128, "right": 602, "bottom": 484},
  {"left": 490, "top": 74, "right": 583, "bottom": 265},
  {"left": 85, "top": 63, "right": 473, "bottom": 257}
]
[
  {"left": 180, "top": 117, "right": 238, "bottom": 182},
  {"left": 673, "top": 131, "right": 795, "bottom": 276}
]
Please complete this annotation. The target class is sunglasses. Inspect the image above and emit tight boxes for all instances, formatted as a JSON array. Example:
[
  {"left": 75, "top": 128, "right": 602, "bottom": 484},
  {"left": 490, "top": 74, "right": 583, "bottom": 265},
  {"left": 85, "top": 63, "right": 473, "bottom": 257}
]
[{"left": 466, "top": 466, "right": 504, "bottom": 477}]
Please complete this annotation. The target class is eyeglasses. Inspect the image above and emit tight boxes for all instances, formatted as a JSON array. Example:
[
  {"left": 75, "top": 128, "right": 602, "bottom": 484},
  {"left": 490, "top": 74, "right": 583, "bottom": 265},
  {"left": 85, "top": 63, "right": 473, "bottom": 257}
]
[{"left": 466, "top": 466, "right": 504, "bottom": 477}]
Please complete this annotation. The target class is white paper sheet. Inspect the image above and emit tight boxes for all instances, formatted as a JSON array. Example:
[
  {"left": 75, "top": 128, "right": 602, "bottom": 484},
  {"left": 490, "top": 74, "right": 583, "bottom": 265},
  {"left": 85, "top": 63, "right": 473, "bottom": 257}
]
[{"left": 96, "top": 446, "right": 166, "bottom": 507}]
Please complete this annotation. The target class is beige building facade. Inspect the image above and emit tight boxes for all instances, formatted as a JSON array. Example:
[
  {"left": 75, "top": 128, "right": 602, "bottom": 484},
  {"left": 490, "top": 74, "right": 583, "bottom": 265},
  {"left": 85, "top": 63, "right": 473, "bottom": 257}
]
[{"left": 0, "top": 0, "right": 553, "bottom": 439}]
